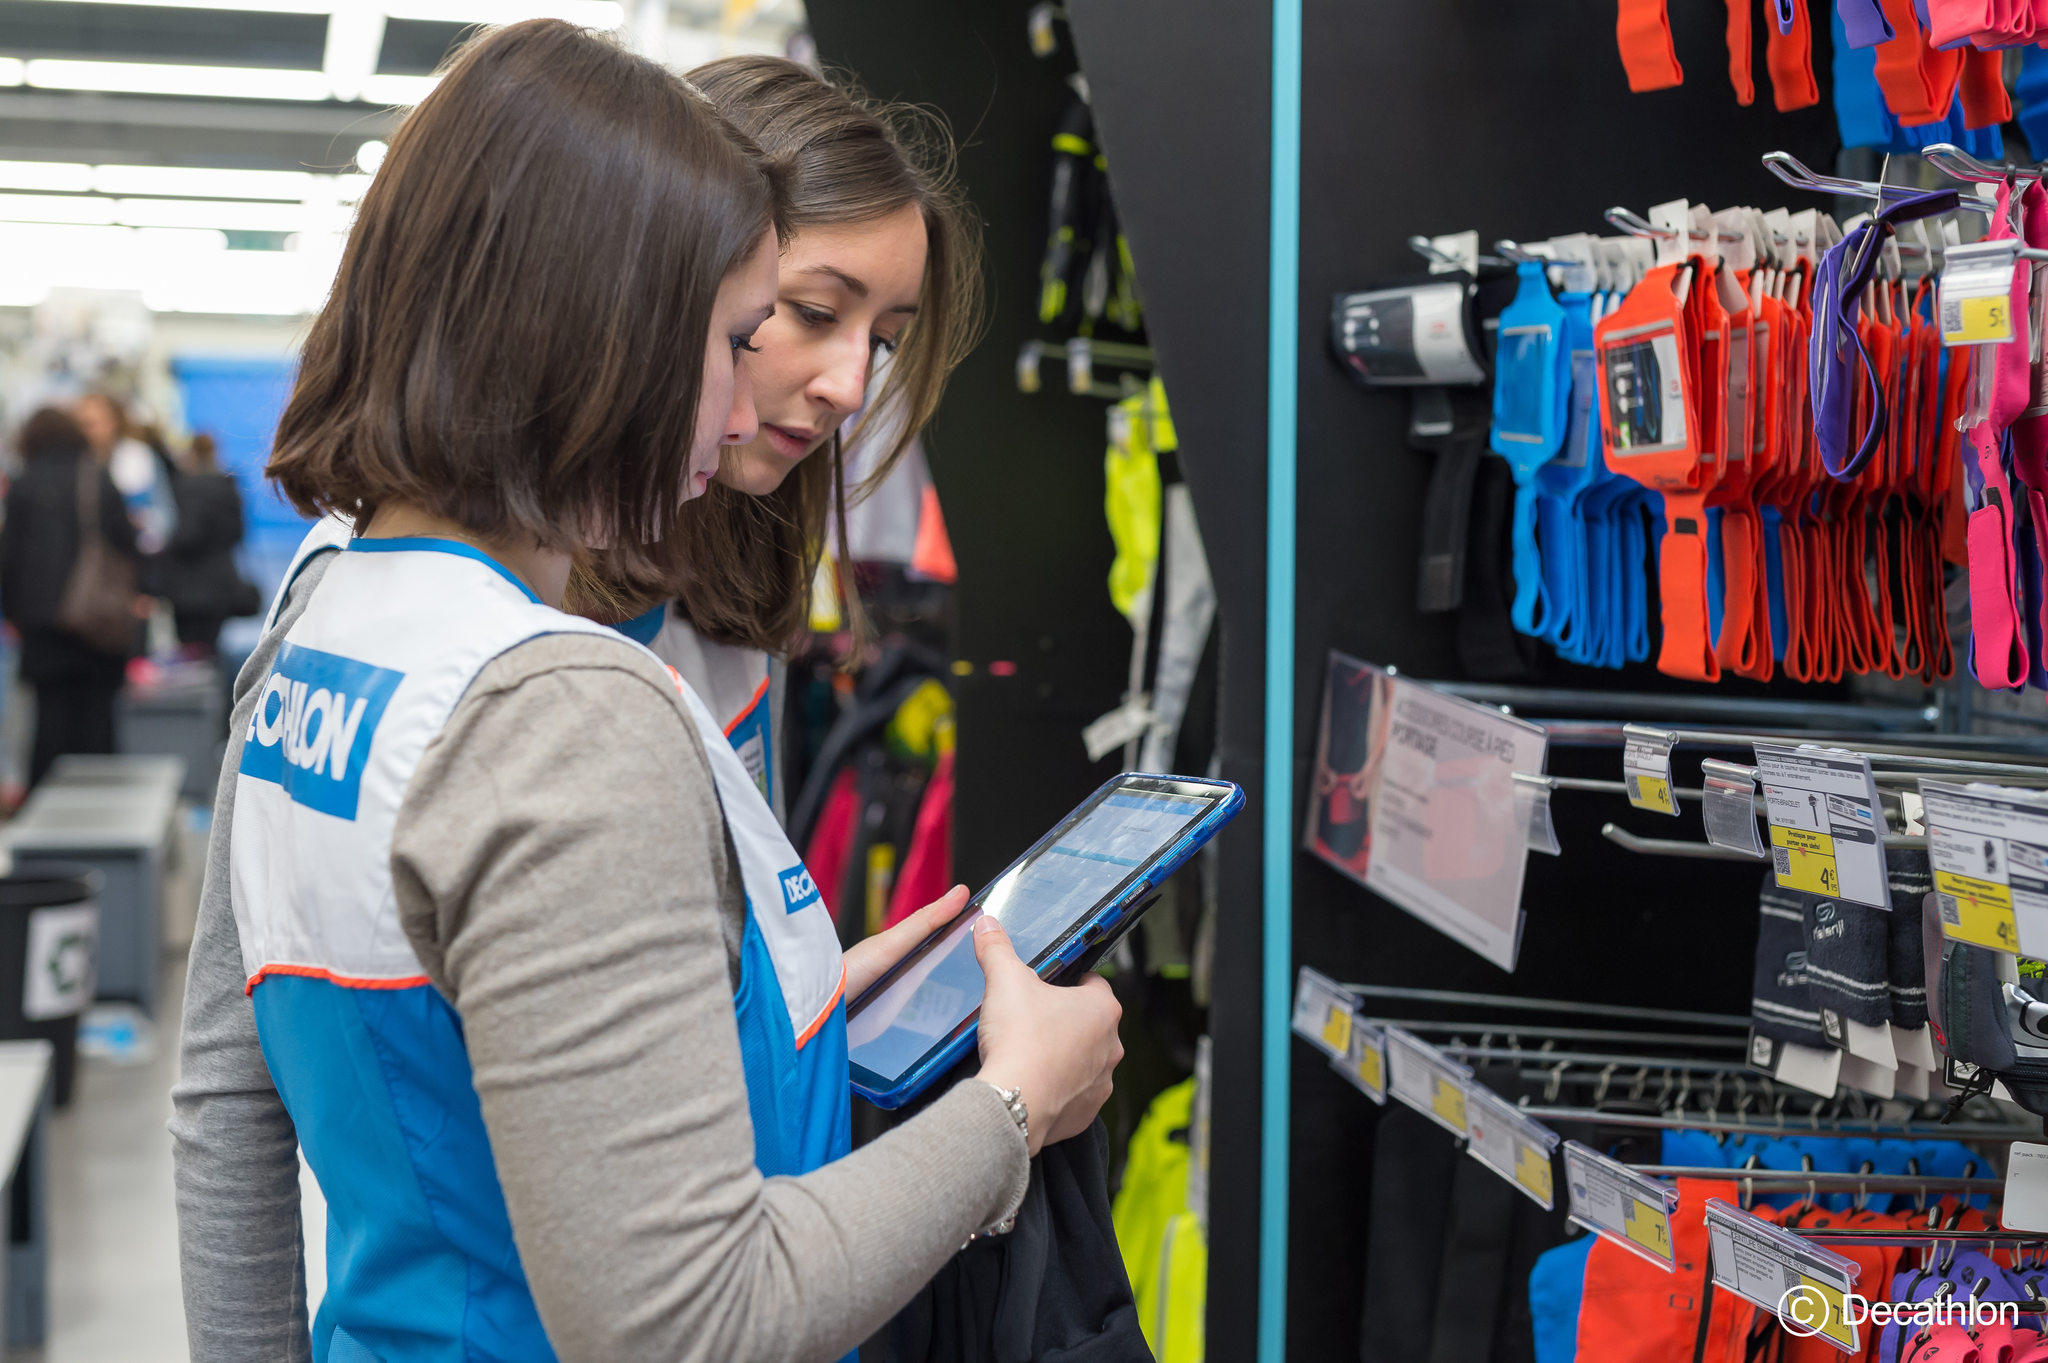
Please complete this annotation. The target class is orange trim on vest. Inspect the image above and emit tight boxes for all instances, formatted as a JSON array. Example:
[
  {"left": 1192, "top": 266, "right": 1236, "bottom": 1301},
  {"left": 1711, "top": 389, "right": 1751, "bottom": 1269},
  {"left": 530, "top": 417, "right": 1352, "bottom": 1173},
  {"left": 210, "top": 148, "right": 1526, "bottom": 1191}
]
[
  {"left": 245, "top": 963, "right": 433, "bottom": 996},
  {"left": 794, "top": 963, "right": 847, "bottom": 1049},
  {"left": 723, "top": 675, "right": 772, "bottom": 737},
  {"left": 1616, "top": 0, "right": 1685, "bottom": 91}
]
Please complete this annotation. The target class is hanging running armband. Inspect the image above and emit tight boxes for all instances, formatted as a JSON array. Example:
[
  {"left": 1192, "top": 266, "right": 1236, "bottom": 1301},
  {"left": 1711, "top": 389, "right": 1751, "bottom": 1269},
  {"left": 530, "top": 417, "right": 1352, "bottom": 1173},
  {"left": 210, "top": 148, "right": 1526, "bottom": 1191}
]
[
  {"left": 1492, "top": 260, "right": 1572, "bottom": 637},
  {"left": 1596, "top": 262, "right": 1721, "bottom": 681},
  {"left": 1810, "top": 189, "right": 1959, "bottom": 482}
]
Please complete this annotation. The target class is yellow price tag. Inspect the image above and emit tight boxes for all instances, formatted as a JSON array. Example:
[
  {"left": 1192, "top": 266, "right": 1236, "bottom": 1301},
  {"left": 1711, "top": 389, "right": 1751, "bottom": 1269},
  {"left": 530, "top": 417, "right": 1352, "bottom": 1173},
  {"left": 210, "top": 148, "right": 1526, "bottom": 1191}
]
[
  {"left": 1770, "top": 825, "right": 1840, "bottom": 896},
  {"left": 1350, "top": 1040, "right": 1383, "bottom": 1094},
  {"left": 1948, "top": 294, "right": 2013, "bottom": 346},
  {"left": 1788, "top": 1276, "right": 1857, "bottom": 1349},
  {"left": 1935, "top": 869, "right": 2020, "bottom": 952},
  {"left": 1320, "top": 1004, "right": 1352, "bottom": 1055},
  {"left": 1515, "top": 1144, "right": 1553, "bottom": 1204},
  {"left": 1626, "top": 773, "right": 1677, "bottom": 816},
  {"left": 1431, "top": 1075, "right": 1467, "bottom": 1130},
  {"left": 1622, "top": 1197, "right": 1673, "bottom": 1260}
]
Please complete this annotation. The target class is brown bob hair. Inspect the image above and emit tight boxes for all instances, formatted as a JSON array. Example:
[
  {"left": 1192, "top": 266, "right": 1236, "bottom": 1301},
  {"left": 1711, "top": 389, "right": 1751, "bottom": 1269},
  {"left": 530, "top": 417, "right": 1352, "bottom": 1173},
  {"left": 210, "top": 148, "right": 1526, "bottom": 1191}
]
[
  {"left": 267, "top": 20, "right": 781, "bottom": 581},
  {"left": 644, "top": 55, "right": 985, "bottom": 655}
]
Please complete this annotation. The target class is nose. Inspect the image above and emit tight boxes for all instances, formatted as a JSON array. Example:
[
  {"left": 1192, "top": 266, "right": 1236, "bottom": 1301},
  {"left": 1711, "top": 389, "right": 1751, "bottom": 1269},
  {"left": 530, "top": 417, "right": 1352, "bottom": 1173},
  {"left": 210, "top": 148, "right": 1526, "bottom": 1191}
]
[
  {"left": 726, "top": 355, "right": 760, "bottom": 446},
  {"left": 811, "top": 335, "right": 871, "bottom": 418}
]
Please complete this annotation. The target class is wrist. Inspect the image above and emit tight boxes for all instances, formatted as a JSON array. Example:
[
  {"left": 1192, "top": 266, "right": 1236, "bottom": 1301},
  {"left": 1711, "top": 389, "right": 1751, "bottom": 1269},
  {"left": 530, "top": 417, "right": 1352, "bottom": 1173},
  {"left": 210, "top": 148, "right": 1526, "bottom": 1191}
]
[{"left": 975, "top": 1074, "right": 1037, "bottom": 1157}]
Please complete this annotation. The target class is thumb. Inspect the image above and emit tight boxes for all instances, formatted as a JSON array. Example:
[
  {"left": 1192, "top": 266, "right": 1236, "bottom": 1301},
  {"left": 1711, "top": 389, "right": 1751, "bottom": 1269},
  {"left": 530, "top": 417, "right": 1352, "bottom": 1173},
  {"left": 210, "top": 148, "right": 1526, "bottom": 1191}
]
[{"left": 971, "top": 915, "right": 1026, "bottom": 981}]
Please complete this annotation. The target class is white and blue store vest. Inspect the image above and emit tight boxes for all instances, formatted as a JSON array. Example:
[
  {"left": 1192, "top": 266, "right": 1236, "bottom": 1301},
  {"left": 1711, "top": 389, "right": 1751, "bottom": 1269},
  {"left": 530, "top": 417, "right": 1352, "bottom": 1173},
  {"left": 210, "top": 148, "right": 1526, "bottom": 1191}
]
[{"left": 232, "top": 528, "right": 850, "bottom": 1362}]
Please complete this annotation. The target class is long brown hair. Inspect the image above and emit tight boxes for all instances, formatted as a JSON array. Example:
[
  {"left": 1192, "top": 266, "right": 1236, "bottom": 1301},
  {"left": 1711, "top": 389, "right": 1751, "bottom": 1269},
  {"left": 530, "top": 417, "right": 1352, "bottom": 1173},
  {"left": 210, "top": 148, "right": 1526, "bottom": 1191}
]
[
  {"left": 268, "top": 20, "right": 781, "bottom": 580},
  {"left": 656, "top": 55, "right": 985, "bottom": 655}
]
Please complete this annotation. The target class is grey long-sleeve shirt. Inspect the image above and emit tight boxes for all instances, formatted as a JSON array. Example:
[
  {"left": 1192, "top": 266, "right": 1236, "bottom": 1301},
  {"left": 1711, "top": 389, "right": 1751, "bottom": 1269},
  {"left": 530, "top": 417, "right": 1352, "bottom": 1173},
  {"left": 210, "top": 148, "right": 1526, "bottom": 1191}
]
[{"left": 170, "top": 551, "right": 1028, "bottom": 1362}]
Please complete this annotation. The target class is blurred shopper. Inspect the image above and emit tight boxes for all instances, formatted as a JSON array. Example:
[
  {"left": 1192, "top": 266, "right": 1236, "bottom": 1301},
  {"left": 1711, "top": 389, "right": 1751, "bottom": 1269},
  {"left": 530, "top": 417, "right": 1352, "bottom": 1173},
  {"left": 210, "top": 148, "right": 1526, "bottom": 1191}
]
[
  {"left": 76, "top": 392, "right": 176, "bottom": 553},
  {"left": 156, "top": 434, "right": 253, "bottom": 653},
  {"left": 0, "top": 407, "right": 140, "bottom": 787}
]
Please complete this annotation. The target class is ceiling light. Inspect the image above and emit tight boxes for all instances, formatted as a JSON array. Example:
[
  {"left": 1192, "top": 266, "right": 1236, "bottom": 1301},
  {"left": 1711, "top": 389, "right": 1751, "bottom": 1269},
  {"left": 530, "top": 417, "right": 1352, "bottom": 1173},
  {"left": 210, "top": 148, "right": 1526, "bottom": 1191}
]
[
  {"left": 92, "top": 165, "right": 318, "bottom": 201},
  {"left": 357, "top": 73, "right": 439, "bottom": 105},
  {"left": 0, "top": 160, "right": 92, "bottom": 193},
  {"left": 0, "top": 193, "right": 115, "bottom": 226},
  {"left": 24, "top": 59, "right": 332, "bottom": 102},
  {"left": 116, "top": 197, "right": 323, "bottom": 232},
  {"left": 0, "top": 58, "right": 22, "bottom": 87},
  {"left": 355, "top": 140, "right": 387, "bottom": 174}
]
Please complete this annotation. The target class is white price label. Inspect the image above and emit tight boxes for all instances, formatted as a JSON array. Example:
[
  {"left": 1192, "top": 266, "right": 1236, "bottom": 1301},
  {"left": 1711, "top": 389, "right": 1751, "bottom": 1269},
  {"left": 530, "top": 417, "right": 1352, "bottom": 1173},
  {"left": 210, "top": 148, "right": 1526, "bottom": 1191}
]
[
  {"left": 1465, "top": 1085, "right": 1558, "bottom": 1209},
  {"left": 1705, "top": 1198, "right": 1861, "bottom": 1353},
  {"left": 1331, "top": 1017, "right": 1387, "bottom": 1104},
  {"left": 1919, "top": 780, "right": 2048, "bottom": 956},
  {"left": 1385, "top": 1026, "right": 1473, "bottom": 1137},
  {"left": 1755, "top": 744, "right": 1890, "bottom": 909},
  {"left": 1289, "top": 966, "right": 1358, "bottom": 1059},
  {"left": 1364, "top": 678, "right": 1550, "bottom": 971},
  {"left": 1622, "top": 724, "right": 1679, "bottom": 817},
  {"left": 1562, "top": 1140, "right": 1678, "bottom": 1271}
]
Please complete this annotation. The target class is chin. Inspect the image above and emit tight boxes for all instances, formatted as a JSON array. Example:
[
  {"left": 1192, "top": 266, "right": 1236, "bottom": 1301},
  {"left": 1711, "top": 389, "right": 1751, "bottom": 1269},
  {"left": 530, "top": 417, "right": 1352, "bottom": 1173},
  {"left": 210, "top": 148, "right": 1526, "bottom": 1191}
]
[{"left": 720, "top": 454, "right": 798, "bottom": 496}]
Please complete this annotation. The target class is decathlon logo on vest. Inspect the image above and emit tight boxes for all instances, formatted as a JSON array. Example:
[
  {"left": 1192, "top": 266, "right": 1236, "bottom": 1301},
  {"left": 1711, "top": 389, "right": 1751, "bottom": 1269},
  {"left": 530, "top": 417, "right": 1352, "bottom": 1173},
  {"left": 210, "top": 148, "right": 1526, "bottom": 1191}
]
[
  {"left": 240, "top": 642, "right": 403, "bottom": 820},
  {"left": 779, "top": 865, "right": 820, "bottom": 915}
]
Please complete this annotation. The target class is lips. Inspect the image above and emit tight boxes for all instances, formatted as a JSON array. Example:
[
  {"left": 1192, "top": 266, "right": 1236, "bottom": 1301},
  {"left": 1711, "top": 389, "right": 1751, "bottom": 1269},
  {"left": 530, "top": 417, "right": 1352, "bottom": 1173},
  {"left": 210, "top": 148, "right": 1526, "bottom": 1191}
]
[{"left": 763, "top": 423, "right": 820, "bottom": 460}]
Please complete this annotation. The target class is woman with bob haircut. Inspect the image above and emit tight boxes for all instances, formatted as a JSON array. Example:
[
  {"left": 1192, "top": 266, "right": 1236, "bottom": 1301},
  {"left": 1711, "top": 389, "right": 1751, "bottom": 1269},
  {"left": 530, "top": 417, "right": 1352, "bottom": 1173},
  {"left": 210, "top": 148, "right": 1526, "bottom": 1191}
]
[
  {"left": 587, "top": 54, "right": 981, "bottom": 828},
  {"left": 169, "top": 21, "right": 1124, "bottom": 1363}
]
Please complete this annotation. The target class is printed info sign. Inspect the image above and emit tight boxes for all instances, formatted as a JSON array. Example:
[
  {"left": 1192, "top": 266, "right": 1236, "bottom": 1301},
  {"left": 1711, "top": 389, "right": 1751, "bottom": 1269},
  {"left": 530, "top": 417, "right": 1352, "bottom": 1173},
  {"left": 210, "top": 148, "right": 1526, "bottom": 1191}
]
[{"left": 1365, "top": 679, "right": 1550, "bottom": 970}]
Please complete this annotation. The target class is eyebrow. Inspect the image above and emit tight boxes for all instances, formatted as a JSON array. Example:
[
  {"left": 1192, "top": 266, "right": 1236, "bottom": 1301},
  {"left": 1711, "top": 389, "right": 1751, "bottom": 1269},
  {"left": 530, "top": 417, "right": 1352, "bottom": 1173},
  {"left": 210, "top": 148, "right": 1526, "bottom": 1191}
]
[{"left": 796, "top": 264, "right": 920, "bottom": 314}]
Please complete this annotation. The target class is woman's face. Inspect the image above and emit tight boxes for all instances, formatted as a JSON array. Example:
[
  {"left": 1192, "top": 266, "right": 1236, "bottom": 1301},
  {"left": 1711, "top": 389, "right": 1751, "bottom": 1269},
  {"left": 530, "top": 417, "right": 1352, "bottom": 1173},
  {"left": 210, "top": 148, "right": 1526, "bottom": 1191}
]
[
  {"left": 690, "top": 228, "right": 781, "bottom": 501},
  {"left": 720, "top": 203, "right": 929, "bottom": 496}
]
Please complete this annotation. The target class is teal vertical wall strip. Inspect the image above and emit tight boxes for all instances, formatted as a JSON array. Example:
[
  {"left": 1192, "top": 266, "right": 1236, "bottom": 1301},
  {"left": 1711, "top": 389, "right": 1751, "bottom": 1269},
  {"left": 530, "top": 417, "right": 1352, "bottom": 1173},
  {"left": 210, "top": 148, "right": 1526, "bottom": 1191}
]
[{"left": 1259, "top": 0, "right": 1301, "bottom": 1356}]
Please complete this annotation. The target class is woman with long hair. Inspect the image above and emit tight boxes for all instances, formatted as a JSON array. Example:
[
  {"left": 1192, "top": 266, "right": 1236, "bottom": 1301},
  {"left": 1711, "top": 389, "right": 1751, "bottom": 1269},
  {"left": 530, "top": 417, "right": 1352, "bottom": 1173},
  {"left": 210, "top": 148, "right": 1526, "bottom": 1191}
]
[{"left": 170, "top": 24, "right": 1122, "bottom": 1363}]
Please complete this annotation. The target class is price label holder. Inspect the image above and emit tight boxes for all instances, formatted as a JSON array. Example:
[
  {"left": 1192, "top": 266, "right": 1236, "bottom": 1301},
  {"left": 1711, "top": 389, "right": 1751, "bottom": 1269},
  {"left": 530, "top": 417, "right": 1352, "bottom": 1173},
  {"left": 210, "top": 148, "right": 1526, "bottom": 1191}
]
[
  {"left": 1704, "top": 1198, "right": 1861, "bottom": 1353},
  {"left": 1701, "top": 759, "right": 1765, "bottom": 857},
  {"left": 1331, "top": 1016, "right": 1388, "bottom": 1103},
  {"left": 1385, "top": 1025, "right": 1473, "bottom": 1138},
  {"left": 1511, "top": 772, "right": 1562, "bottom": 856},
  {"left": 1290, "top": 966, "right": 1360, "bottom": 1060},
  {"left": 1941, "top": 237, "right": 2020, "bottom": 348},
  {"left": 1562, "top": 1140, "right": 1678, "bottom": 1272},
  {"left": 1918, "top": 780, "right": 2048, "bottom": 955},
  {"left": 1754, "top": 744, "right": 1892, "bottom": 910},
  {"left": 1466, "top": 1085, "right": 1559, "bottom": 1209},
  {"left": 1623, "top": 724, "right": 1680, "bottom": 817}
]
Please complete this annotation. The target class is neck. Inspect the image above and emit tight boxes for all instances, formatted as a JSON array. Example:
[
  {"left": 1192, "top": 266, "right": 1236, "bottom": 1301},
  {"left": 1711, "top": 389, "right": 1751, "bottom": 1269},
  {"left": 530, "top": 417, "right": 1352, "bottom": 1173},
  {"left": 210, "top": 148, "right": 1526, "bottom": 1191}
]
[{"left": 360, "top": 504, "right": 571, "bottom": 608}]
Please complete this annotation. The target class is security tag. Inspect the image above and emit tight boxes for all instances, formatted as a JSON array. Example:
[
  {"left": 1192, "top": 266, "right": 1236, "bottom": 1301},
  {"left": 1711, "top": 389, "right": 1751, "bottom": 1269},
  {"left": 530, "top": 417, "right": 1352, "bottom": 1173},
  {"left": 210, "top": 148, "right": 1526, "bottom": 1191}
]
[
  {"left": 1511, "top": 772, "right": 1561, "bottom": 855},
  {"left": 1562, "top": 1140, "right": 1678, "bottom": 1271},
  {"left": 1941, "top": 238, "right": 2021, "bottom": 347},
  {"left": 1701, "top": 759, "right": 1765, "bottom": 857},
  {"left": 1755, "top": 745, "right": 1891, "bottom": 910},
  {"left": 1330, "top": 1016, "right": 1387, "bottom": 1103},
  {"left": 1705, "top": 1198, "right": 1861, "bottom": 1353},
  {"left": 1917, "top": 780, "right": 2048, "bottom": 956},
  {"left": 1649, "top": 199, "right": 1691, "bottom": 269},
  {"left": 1289, "top": 966, "right": 1359, "bottom": 1060},
  {"left": 1384, "top": 1025, "right": 1472, "bottom": 1138},
  {"left": 1622, "top": 724, "right": 1679, "bottom": 816},
  {"left": 1466, "top": 1085, "right": 1559, "bottom": 1209}
]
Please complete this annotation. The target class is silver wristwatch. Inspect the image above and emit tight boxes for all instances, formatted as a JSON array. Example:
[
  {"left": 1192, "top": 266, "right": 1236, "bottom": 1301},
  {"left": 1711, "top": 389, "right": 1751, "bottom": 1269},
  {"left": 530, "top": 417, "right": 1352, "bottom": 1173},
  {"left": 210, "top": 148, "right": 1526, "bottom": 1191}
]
[{"left": 964, "top": 1083, "right": 1029, "bottom": 1245}]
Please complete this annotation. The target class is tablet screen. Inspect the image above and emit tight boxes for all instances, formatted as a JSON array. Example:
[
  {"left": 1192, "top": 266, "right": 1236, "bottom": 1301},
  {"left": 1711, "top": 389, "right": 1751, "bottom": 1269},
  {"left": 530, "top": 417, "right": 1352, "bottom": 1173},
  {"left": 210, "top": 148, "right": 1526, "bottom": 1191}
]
[{"left": 846, "top": 781, "right": 1219, "bottom": 1086}]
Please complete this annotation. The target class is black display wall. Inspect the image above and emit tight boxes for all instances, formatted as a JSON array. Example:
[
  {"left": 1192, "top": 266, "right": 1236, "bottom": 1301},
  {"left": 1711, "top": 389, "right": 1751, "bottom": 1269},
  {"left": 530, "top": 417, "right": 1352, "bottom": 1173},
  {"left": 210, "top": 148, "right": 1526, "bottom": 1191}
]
[
  {"left": 804, "top": 0, "right": 1133, "bottom": 889},
  {"left": 1068, "top": 2, "right": 1843, "bottom": 1358}
]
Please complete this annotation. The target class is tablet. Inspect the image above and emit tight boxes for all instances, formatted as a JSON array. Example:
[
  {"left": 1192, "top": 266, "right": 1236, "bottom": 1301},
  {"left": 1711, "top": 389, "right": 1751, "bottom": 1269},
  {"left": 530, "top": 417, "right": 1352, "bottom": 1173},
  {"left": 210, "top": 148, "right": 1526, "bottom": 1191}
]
[{"left": 846, "top": 773, "right": 1242, "bottom": 1108}]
